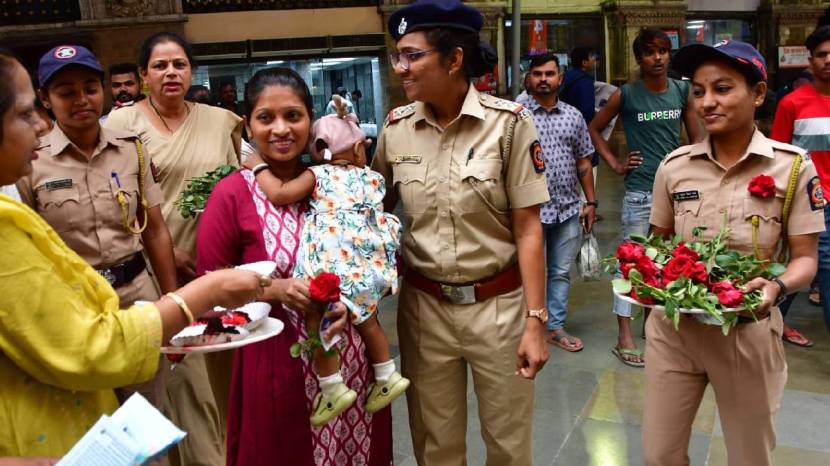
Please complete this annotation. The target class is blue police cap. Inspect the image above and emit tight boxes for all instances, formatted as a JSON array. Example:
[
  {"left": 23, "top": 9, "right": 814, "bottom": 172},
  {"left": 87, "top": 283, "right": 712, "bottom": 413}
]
[
  {"left": 38, "top": 45, "right": 104, "bottom": 88},
  {"left": 672, "top": 40, "right": 767, "bottom": 82},
  {"left": 388, "top": 0, "right": 483, "bottom": 41}
]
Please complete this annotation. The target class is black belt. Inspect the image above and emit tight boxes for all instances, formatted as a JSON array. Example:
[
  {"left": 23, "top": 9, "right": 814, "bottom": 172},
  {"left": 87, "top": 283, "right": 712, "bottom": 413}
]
[{"left": 97, "top": 252, "right": 146, "bottom": 288}]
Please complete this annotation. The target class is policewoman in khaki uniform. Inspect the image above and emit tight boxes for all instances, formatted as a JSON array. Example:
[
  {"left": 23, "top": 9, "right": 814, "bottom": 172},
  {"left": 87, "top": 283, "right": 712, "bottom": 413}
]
[
  {"left": 16, "top": 46, "right": 178, "bottom": 407},
  {"left": 373, "top": 2, "right": 551, "bottom": 464},
  {"left": 645, "top": 41, "right": 824, "bottom": 466}
]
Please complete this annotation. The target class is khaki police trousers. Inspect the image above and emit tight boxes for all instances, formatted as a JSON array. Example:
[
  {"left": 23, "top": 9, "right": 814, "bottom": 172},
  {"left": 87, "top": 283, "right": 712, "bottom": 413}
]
[
  {"left": 398, "top": 284, "right": 534, "bottom": 466},
  {"left": 643, "top": 309, "right": 787, "bottom": 466}
]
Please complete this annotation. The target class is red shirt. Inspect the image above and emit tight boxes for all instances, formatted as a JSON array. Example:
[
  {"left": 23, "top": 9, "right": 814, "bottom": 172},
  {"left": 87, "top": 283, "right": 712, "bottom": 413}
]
[{"left": 771, "top": 84, "right": 830, "bottom": 192}]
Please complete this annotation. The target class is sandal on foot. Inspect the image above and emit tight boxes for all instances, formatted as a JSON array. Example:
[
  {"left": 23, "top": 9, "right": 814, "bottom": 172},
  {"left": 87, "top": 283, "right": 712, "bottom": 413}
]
[
  {"left": 612, "top": 347, "right": 644, "bottom": 367},
  {"left": 547, "top": 330, "right": 584, "bottom": 352},
  {"left": 783, "top": 327, "right": 814, "bottom": 348},
  {"left": 310, "top": 383, "right": 357, "bottom": 427},
  {"left": 808, "top": 291, "right": 821, "bottom": 307},
  {"left": 365, "top": 371, "right": 410, "bottom": 413}
]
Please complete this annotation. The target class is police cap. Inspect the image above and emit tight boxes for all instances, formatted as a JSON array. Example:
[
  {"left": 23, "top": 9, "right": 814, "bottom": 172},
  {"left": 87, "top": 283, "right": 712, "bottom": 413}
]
[
  {"left": 388, "top": 0, "right": 483, "bottom": 41},
  {"left": 672, "top": 40, "right": 767, "bottom": 82}
]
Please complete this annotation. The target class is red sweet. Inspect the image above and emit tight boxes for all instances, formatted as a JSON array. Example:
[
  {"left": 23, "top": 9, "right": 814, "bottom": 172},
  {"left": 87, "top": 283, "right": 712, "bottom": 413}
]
[{"left": 222, "top": 311, "right": 251, "bottom": 327}]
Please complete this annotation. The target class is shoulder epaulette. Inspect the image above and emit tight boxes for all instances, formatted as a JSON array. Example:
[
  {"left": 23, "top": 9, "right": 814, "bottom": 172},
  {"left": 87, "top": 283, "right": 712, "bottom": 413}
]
[
  {"left": 478, "top": 93, "right": 528, "bottom": 119},
  {"left": 662, "top": 145, "right": 694, "bottom": 164},
  {"left": 106, "top": 127, "right": 139, "bottom": 142},
  {"left": 385, "top": 103, "right": 416, "bottom": 126},
  {"left": 769, "top": 139, "right": 807, "bottom": 158}
]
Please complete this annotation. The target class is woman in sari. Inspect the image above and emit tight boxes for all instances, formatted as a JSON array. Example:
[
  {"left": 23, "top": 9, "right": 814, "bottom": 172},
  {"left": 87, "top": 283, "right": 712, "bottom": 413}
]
[
  {"left": 196, "top": 67, "right": 392, "bottom": 466},
  {"left": 104, "top": 32, "right": 242, "bottom": 466},
  {"left": 0, "top": 53, "right": 266, "bottom": 461}
]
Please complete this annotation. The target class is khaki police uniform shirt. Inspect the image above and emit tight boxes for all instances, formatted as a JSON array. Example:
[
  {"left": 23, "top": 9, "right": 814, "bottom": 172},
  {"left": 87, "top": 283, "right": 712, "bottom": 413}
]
[
  {"left": 650, "top": 129, "right": 824, "bottom": 261},
  {"left": 372, "top": 85, "right": 550, "bottom": 284},
  {"left": 16, "top": 125, "right": 163, "bottom": 268}
]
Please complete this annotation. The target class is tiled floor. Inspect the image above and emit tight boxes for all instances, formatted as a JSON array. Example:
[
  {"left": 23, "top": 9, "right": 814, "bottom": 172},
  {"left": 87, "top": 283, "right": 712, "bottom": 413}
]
[{"left": 379, "top": 163, "right": 830, "bottom": 465}]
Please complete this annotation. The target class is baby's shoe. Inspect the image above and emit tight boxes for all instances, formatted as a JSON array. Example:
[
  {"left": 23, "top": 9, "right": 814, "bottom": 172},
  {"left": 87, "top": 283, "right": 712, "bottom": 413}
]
[
  {"left": 365, "top": 372, "right": 410, "bottom": 413},
  {"left": 310, "top": 383, "right": 357, "bottom": 426}
]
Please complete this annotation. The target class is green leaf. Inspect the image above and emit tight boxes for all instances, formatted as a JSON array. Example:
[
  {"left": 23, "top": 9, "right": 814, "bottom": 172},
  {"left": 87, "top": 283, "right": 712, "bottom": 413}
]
[
  {"left": 629, "top": 233, "right": 648, "bottom": 244},
  {"left": 646, "top": 247, "right": 658, "bottom": 259},
  {"left": 767, "top": 263, "right": 787, "bottom": 277},
  {"left": 628, "top": 268, "right": 643, "bottom": 283},
  {"left": 612, "top": 279, "right": 632, "bottom": 294},
  {"left": 691, "top": 226, "right": 708, "bottom": 238},
  {"left": 289, "top": 343, "right": 302, "bottom": 358}
]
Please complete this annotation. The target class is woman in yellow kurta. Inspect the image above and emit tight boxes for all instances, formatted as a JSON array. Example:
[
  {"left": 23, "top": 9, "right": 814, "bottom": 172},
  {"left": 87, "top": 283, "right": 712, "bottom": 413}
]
[{"left": 0, "top": 54, "right": 265, "bottom": 460}]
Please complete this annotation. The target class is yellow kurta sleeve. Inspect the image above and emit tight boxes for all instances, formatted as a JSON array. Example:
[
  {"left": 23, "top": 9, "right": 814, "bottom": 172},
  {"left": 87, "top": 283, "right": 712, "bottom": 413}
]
[{"left": 0, "top": 198, "right": 162, "bottom": 391}]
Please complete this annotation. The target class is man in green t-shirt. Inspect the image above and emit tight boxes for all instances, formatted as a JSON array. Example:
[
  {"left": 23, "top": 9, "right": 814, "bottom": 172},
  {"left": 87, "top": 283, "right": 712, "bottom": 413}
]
[{"left": 589, "top": 28, "right": 701, "bottom": 367}]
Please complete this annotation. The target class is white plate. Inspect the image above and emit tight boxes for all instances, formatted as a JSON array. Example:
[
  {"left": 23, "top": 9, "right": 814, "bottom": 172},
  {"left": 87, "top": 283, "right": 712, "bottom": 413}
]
[
  {"left": 613, "top": 290, "right": 742, "bottom": 314},
  {"left": 235, "top": 261, "right": 277, "bottom": 277},
  {"left": 161, "top": 317, "right": 284, "bottom": 354}
]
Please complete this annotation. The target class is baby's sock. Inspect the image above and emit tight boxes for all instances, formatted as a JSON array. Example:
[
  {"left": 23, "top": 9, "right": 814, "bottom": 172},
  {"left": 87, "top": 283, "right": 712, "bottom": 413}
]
[
  {"left": 319, "top": 371, "right": 344, "bottom": 397},
  {"left": 372, "top": 360, "right": 396, "bottom": 384}
]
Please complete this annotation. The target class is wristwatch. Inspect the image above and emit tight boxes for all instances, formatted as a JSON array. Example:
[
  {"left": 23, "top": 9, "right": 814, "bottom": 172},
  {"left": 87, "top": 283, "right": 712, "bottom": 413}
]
[
  {"left": 770, "top": 277, "right": 788, "bottom": 307},
  {"left": 526, "top": 308, "right": 548, "bottom": 323},
  {"left": 585, "top": 201, "right": 598, "bottom": 208}
]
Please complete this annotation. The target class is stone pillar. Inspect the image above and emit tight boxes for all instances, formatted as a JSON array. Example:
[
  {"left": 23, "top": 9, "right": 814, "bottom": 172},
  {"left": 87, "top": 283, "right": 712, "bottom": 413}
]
[
  {"left": 759, "top": 0, "right": 826, "bottom": 84},
  {"left": 601, "top": 0, "right": 688, "bottom": 84},
  {"left": 380, "top": 0, "right": 508, "bottom": 108}
]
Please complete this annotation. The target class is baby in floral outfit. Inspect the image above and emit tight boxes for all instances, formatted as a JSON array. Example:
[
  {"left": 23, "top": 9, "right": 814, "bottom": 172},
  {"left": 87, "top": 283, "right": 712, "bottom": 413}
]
[{"left": 250, "top": 96, "right": 409, "bottom": 426}]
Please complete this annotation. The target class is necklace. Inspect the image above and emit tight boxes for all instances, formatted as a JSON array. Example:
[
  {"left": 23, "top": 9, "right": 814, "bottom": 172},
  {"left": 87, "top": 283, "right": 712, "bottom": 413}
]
[{"left": 148, "top": 96, "right": 189, "bottom": 133}]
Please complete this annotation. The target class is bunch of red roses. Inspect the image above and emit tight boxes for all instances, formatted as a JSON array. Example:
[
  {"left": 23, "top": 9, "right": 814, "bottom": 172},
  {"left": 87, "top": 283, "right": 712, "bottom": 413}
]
[
  {"left": 615, "top": 241, "right": 744, "bottom": 308},
  {"left": 604, "top": 225, "right": 784, "bottom": 333}
]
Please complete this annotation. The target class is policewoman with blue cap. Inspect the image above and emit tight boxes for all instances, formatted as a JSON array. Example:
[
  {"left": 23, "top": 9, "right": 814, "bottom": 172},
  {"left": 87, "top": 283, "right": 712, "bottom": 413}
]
[
  {"left": 16, "top": 45, "right": 178, "bottom": 408},
  {"left": 645, "top": 41, "right": 824, "bottom": 466},
  {"left": 372, "top": 1, "right": 551, "bottom": 464}
]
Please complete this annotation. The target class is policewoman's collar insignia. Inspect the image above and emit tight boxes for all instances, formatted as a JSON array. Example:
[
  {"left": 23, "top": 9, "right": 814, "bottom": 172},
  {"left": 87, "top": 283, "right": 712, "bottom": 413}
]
[{"left": 398, "top": 17, "right": 408, "bottom": 36}]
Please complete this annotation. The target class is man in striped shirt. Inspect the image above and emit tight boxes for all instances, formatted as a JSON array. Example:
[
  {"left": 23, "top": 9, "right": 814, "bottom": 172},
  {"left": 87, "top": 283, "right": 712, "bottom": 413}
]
[{"left": 772, "top": 25, "right": 830, "bottom": 340}]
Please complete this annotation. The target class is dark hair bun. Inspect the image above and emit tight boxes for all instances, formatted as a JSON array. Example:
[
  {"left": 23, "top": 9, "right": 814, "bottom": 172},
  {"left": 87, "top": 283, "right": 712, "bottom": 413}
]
[{"left": 470, "top": 41, "right": 497, "bottom": 77}]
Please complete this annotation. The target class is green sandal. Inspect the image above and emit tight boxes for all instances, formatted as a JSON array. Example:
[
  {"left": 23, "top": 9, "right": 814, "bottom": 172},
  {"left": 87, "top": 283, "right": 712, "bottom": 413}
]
[{"left": 612, "top": 347, "right": 645, "bottom": 368}]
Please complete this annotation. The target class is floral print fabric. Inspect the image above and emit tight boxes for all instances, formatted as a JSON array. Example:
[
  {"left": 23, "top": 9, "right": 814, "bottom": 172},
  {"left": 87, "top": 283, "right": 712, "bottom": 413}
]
[{"left": 294, "top": 164, "right": 401, "bottom": 324}]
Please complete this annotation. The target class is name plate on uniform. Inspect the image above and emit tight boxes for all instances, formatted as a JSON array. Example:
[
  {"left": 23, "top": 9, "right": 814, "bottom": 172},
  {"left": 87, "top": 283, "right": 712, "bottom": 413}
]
[
  {"left": 45, "top": 179, "right": 73, "bottom": 191},
  {"left": 393, "top": 154, "right": 422, "bottom": 164},
  {"left": 672, "top": 190, "right": 700, "bottom": 201}
]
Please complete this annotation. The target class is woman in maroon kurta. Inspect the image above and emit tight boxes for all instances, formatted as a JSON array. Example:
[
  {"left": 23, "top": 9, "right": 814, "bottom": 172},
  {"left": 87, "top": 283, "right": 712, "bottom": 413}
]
[{"left": 195, "top": 68, "right": 392, "bottom": 466}]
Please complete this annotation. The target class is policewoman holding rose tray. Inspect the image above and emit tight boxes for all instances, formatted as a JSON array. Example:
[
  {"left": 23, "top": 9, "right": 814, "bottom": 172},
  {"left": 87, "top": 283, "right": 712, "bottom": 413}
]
[
  {"left": 372, "top": 1, "right": 550, "bottom": 464},
  {"left": 645, "top": 41, "right": 824, "bottom": 466}
]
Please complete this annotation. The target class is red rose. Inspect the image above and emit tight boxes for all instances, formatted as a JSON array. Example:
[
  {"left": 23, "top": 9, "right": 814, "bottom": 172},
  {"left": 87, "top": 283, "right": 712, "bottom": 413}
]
[
  {"left": 717, "top": 288, "right": 744, "bottom": 307},
  {"left": 309, "top": 272, "right": 341, "bottom": 303},
  {"left": 616, "top": 241, "right": 645, "bottom": 263},
  {"left": 685, "top": 262, "right": 709, "bottom": 284},
  {"left": 748, "top": 175, "right": 776, "bottom": 199},
  {"left": 621, "top": 262, "right": 635, "bottom": 279},
  {"left": 635, "top": 256, "right": 660, "bottom": 282},
  {"left": 662, "top": 257, "right": 693, "bottom": 283},
  {"left": 710, "top": 280, "right": 736, "bottom": 294},
  {"left": 672, "top": 243, "right": 699, "bottom": 262}
]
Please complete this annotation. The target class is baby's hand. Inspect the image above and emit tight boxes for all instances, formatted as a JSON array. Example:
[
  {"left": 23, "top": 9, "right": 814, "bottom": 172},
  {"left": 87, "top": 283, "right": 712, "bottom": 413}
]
[
  {"left": 243, "top": 151, "right": 265, "bottom": 170},
  {"left": 322, "top": 302, "right": 348, "bottom": 341}
]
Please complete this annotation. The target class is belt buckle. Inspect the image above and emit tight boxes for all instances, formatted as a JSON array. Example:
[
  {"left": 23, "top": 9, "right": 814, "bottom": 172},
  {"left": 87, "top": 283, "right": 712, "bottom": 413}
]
[
  {"left": 98, "top": 268, "right": 116, "bottom": 285},
  {"left": 440, "top": 284, "right": 476, "bottom": 305}
]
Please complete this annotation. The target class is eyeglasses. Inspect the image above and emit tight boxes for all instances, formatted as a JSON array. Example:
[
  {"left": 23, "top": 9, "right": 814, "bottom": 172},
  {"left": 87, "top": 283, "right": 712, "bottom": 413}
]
[{"left": 388, "top": 49, "right": 437, "bottom": 71}]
